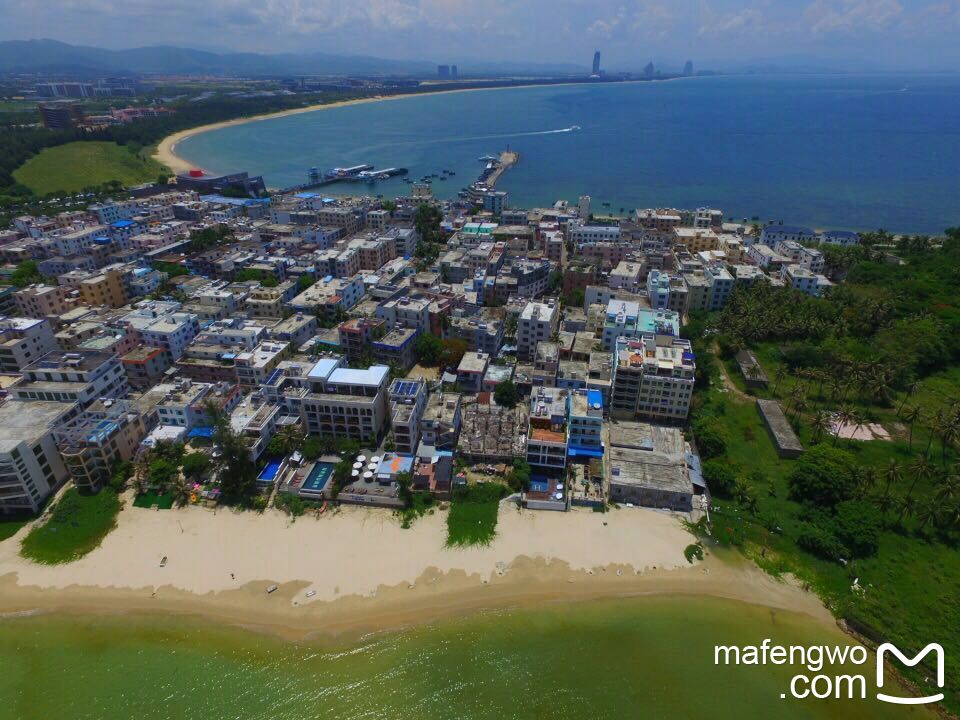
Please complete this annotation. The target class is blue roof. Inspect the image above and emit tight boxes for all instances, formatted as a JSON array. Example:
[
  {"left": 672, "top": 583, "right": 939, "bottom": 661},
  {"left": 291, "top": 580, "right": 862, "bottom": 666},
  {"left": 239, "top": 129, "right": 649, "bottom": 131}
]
[
  {"left": 187, "top": 426, "right": 214, "bottom": 438},
  {"left": 568, "top": 446, "right": 605, "bottom": 458},
  {"left": 587, "top": 389, "right": 603, "bottom": 409},
  {"left": 94, "top": 236, "right": 111, "bottom": 244},
  {"left": 111, "top": 220, "right": 135, "bottom": 228},
  {"left": 823, "top": 230, "right": 859, "bottom": 238}
]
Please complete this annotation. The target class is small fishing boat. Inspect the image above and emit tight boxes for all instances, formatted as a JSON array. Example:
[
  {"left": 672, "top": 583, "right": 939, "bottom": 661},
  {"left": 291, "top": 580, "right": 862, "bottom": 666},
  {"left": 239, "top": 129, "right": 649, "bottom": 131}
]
[
  {"left": 159, "top": 556, "right": 167, "bottom": 567},
  {"left": 266, "top": 584, "right": 278, "bottom": 594},
  {"left": 305, "top": 590, "right": 317, "bottom": 598}
]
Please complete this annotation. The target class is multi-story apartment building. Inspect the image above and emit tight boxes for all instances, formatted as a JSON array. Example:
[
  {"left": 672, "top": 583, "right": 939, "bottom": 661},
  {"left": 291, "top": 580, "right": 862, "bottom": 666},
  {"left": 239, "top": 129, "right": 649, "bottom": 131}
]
[
  {"left": 673, "top": 227, "right": 719, "bottom": 253},
  {"left": 526, "top": 386, "right": 569, "bottom": 472},
  {"left": 646, "top": 270, "right": 688, "bottom": 314},
  {"left": 517, "top": 300, "right": 560, "bottom": 360},
  {"left": 760, "top": 225, "right": 817, "bottom": 246},
  {"left": 456, "top": 352, "right": 489, "bottom": 392},
  {"left": 388, "top": 378, "right": 427, "bottom": 454},
  {"left": 14, "top": 284, "right": 78, "bottom": 319},
  {"left": 567, "top": 389, "right": 604, "bottom": 459},
  {"left": 420, "top": 392, "right": 462, "bottom": 449},
  {"left": 376, "top": 295, "right": 431, "bottom": 333},
  {"left": 78, "top": 267, "right": 128, "bottom": 308},
  {"left": 52, "top": 400, "right": 146, "bottom": 492},
  {"left": 781, "top": 264, "right": 833, "bottom": 297},
  {"left": 568, "top": 222, "right": 622, "bottom": 246},
  {"left": 0, "top": 399, "right": 71, "bottom": 514},
  {"left": 338, "top": 317, "right": 386, "bottom": 361},
  {"left": 130, "top": 307, "right": 201, "bottom": 361},
  {"left": 818, "top": 230, "right": 860, "bottom": 247},
  {"left": 446, "top": 315, "right": 503, "bottom": 355},
  {"left": 600, "top": 300, "right": 680, "bottom": 351},
  {"left": 372, "top": 328, "right": 418, "bottom": 373},
  {"left": 9, "top": 350, "right": 127, "bottom": 406},
  {"left": 0, "top": 317, "right": 60, "bottom": 373},
  {"left": 152, "top": 379, "right": 242, "bottom": 430},
  {"left": 298, "top": 359, "right": 390, "bottom": 442},
  {"left": 234, "top": 341, "right": 289, "bottom": 388},
  {"left": 611, "top": 335, "right": 696, "bottom": 422},
  {"left": 120, "top": 345, "right": 171, "bottom": 389},
  {"left": 704, "top": 265, "right": 734, "bottom": 311}
]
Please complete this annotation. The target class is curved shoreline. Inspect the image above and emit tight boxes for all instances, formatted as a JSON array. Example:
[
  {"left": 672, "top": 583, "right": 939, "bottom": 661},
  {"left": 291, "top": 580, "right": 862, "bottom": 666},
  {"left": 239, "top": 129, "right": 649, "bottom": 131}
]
[
  {"left": 153, "top": 79, "right": 668, "bottom": 175},
  {"left": 0, "top": 501, "right": 832, "bottom": 643}
]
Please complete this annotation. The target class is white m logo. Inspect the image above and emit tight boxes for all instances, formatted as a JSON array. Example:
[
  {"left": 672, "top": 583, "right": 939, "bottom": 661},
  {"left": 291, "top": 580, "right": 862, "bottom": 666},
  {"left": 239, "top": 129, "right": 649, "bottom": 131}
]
[{"left": 876, "top": 642, "right": 945, "bottom": 705}]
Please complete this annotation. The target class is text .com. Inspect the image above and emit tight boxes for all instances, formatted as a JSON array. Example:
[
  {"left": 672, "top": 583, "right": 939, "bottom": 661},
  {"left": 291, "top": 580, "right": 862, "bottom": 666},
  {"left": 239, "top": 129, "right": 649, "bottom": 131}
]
[{"left": 714, "top": 639, "right": 945, "bottom": 704}]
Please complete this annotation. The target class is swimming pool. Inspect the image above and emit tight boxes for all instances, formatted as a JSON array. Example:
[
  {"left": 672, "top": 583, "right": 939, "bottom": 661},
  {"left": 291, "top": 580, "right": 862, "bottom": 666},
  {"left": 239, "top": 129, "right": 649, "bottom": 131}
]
[
  {"left": 301, "top": 462, "right": 334, "bottom": 494},
  {"left": 258, "top": 459, "right": 283, "bottom": 482}
]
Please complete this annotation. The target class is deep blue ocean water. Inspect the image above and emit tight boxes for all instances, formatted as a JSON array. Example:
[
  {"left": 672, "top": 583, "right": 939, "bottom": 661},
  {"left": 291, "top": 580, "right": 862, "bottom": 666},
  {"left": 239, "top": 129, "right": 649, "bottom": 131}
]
[{"left": 177, "top": 75, "right": 960, "bottom": 233}]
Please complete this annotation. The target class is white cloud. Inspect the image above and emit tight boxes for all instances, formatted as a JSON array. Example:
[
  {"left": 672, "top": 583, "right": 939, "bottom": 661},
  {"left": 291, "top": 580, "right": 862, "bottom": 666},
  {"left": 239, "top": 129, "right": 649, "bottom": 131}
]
[{"left": 803, "top": 0, "right": 903, "bottom": 34}]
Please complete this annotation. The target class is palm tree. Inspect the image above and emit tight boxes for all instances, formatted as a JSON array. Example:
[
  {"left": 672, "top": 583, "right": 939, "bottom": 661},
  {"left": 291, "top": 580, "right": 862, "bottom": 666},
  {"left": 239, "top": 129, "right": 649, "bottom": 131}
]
[
  {"left": 915, "top": 499, "right": 940, "bottom": 533},
  {"left": 849, "top": 410, "right": 866, "bottom": 441},
  {"left": 935, "top": 472, "right": 960, "bottom": 505},
  {"left": 876, "top": 493, "right": 897, "bottom": 522},
  {"left": 773, "top": 366, "right": 786, "bottom": 395},
  {"left": 882, "top": 459, "right": 903, "bottom": 501},
  {"left": 900, "top": 405, "right": 922, "bottom": 452},
  {"left": 833, "top": 405, "right": 854, "bottom": 445},
  {"left": 857, "top": 466, "right": 878, "bottom": 499},
  {"left": 907, "top": 455, "right": 935, "bottom": 501},
  {"left": 897, "top": 382, "right": 920, "bottom": 415},
  {"left": 896, "top": 494, "right": 917, "bottom": 527},
  {"left": 172, "top": 476, "right": 192, "bottom": 507},
  {"left": 937, "top": 414, "right": 960, "bottom": 466},
  {"left": 811, "top": 411, "right": 832, "bottom": 444},
  {"left": 924, "top": 410, "right": 944, "bottom": 458}
]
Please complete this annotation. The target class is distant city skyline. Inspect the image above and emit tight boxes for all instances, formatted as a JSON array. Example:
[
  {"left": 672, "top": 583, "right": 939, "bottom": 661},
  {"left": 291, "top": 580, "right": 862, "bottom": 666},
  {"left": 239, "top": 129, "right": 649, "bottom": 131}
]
[{"left": 3, "top": 1, "right": 960, "bottom": 72}]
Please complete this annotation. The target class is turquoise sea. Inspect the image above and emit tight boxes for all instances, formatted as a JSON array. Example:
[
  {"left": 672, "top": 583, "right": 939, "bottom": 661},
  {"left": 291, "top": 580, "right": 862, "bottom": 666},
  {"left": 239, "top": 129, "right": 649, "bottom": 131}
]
[
  {"left": 0, "top": 596, "right": 936, "bottom": 719},
  {"left": 176, "top": 74, "right": 960, "bottom": 234}
]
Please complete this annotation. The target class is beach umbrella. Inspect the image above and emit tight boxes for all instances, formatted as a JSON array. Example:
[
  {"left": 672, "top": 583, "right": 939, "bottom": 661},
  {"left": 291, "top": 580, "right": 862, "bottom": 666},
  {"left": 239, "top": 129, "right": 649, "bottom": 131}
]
[
  {"left": 363, "top": 471, "right": 373, "bottom": 481},
  {"left": 353, "top": 461, "right": 363, "bottom": 469},
  {"left": 351, "top": 469, "right": 360, "bottom": 477},
  {"left": 371, "top": 456, "right": 382, "bottom": 463},
  {"left": 357, "top": 455, "right": 367, "bottom": 463}
]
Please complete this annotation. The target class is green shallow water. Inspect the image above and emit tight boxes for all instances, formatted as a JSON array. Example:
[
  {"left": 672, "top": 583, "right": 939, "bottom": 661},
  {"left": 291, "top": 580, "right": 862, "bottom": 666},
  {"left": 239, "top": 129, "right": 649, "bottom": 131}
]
[{"left": 0, "top": 597, "right": 931, "bottom": 720}]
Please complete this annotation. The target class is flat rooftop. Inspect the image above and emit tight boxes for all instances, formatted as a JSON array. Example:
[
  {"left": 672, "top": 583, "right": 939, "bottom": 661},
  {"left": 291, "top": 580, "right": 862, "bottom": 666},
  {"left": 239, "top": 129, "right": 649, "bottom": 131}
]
[{"left": 0, "top": 400, "right": 74, "bottom": 453}]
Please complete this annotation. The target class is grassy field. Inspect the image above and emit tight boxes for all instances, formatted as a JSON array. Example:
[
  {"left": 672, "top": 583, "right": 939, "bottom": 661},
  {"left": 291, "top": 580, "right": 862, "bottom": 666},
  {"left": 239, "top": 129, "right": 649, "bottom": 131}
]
[
  {"left": 696, "top": 348, "right": 960, "bottom": 713},
  {"left": 13, "top": 141, "right": 168, "bottom": 194},
  {"left": 446, "top": 483, "right": 508, "bottom": 547},
  {"left": 0, "top": 517, "right": 29, "bottom": 543},
  {"left": 20, "top": 488, "right": 121, "bottom": 564}
]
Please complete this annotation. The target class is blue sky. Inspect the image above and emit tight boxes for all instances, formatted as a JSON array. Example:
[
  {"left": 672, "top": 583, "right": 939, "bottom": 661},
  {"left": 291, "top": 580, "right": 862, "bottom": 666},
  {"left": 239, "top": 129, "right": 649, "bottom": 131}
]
[{"left": 3, "top": 0, "right": 960, "bottom": 70}]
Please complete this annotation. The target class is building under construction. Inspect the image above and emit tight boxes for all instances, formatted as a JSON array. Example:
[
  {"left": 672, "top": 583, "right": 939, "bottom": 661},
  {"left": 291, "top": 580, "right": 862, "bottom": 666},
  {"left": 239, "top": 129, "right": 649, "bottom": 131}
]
[
  {"left": 458, "top": 399, "right": 528, "bottom": 462},
  {"left": 52, "top": 399, "right": 146, "bottom": 492}
]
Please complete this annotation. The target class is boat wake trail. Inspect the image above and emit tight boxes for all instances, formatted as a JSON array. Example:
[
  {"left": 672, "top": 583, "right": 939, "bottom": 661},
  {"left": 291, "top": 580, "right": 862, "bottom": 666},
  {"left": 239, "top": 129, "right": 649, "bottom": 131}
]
[{"left": 349, "top": 127, "right": 581, "bottom": 155}]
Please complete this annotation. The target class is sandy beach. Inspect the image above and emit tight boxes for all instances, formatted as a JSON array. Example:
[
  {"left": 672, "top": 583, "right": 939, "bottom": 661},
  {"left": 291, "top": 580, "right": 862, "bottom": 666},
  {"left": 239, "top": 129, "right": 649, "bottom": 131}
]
[
  {"left": 153, "top": 79, "right": 665, "bottom": 175},
  {"left": 0, "top": 499, "right": 832, "bottom": 641}
]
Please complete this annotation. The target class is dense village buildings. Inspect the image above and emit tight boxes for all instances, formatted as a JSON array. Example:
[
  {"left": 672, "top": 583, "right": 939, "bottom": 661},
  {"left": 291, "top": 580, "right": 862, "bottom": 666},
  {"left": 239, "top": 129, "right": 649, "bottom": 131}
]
[{"left": 0, "top": 181, "right": 856, "bottom": 515}]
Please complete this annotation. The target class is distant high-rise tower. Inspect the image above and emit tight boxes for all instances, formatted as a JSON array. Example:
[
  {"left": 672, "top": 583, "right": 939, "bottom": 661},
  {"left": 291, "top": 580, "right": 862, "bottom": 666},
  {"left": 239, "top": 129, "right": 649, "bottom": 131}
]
[
  {"left": 579, "top": 195, "right": 592, "bottom": 220},
  {"left": 451, "top": 65, "right": 458, "bottom": 79},
  {"left": 592, "top": 51, "right": 601, "bottom": 75},
  {"left": 644, "top": 61, "right": 655, "bottom": 78},
  {"left": 683, "top": 60, "right": 694, "bottom": 77},
  {"left": 437, "top": 65, "right": 450, "bottom": 79}
]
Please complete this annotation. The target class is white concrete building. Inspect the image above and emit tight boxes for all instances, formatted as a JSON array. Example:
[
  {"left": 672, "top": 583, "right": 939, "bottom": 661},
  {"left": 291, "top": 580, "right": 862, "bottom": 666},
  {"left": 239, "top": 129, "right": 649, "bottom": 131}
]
[
  {"left": 517, "top": 300, "right": 560, "bottom": 361},
  {"left": 0, "top": 400, "right": 71, "bottom": 514}
]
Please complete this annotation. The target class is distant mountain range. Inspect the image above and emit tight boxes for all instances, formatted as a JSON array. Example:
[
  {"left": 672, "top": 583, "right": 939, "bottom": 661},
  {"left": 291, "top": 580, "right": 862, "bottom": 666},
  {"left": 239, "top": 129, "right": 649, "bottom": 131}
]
[{"left": 0, "top": 39, "right": 587, "bottom": 77}]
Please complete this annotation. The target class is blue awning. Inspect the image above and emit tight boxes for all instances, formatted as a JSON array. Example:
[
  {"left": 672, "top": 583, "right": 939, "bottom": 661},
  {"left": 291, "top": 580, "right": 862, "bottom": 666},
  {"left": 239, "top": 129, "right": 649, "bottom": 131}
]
[
  {"left": 568, "top": 447, "right": 604, "bottom": 458},
  {"left": 187, "top": 426, "right": 214, "bottom": 439}
]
